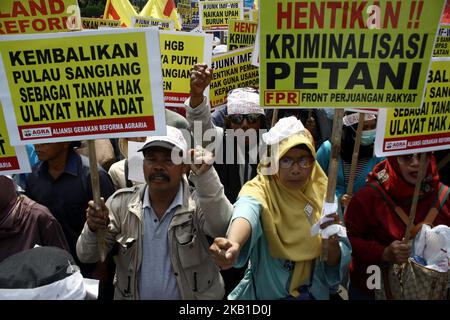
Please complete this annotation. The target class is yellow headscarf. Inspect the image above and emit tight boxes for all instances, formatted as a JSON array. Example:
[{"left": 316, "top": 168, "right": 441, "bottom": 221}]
[{"left": 238, "top": 130, "right": 328, "bottom": 297}]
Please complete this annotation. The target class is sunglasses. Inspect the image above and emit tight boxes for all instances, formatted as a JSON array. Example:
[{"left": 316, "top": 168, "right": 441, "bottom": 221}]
[{"left": 228, "top": 114, "right": 261, "bottom": 125}]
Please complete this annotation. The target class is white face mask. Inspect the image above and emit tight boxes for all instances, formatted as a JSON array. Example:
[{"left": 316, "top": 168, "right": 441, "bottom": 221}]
[{"left": 360, "top": 129, "right": 376, "bottom": 146}]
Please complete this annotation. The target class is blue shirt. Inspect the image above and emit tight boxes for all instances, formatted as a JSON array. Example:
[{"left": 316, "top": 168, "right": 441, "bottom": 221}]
[
  {"left": 25, "top": 150, "right": 115, "bottom": 275},
  {"left": 139, "top": 184, "right": 183, "bottom": 300}
]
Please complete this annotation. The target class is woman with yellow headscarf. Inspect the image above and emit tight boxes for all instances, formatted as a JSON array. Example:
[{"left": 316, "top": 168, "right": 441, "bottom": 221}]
[{"left": 210, "top": 117, "right": 351, "bottom": 300}]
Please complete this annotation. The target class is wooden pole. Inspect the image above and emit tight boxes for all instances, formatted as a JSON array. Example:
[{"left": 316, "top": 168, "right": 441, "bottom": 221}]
[
  {"left": 346, "top": 113, "right": 365, "bottom": 198},
  {"left": 271, "top": 109, "right": 279, "bottom": 127},
  {"left": 87, "top": 140, "right": 107, "bottom": 262},
  {"left": 403, "top": 153, "right": 428, "bottom": 241},
  {"left": 321, "top": 109, "right": 345, "bottom": 261}
]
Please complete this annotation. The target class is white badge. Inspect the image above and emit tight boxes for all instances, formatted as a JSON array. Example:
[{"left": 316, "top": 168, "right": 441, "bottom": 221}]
[{"left": 304, "top": 203, "right": 313, "bottom": 218}]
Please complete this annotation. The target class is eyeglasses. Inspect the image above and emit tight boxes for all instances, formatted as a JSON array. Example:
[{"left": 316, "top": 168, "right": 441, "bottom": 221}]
[
  {"left": 279, "top": 156, "right": 314, "bottom": 169},
  {"left": 228, "top": 114, "right": 261, "bottom": 125},
  {"left": 397, "top": 153, "right": 431, "bottom": 165}
]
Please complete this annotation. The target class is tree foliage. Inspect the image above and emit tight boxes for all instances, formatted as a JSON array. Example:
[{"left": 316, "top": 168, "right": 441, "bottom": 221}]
[{"left": 79, "top": 0, "right": 106, "bottom": 18}]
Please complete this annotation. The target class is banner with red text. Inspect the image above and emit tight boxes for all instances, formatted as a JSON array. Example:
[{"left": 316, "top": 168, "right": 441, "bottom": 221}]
[
  {"left": 0, "top": 0, "right": 81, "bottom": 34},
  {"left": 260, "top": 0, "right": 446, "bottom": 108}
]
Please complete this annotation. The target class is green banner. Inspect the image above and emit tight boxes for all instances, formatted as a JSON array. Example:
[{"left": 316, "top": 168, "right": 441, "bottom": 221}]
[{"left": 260, "top": 0, "right": 445, "bottom": 108}]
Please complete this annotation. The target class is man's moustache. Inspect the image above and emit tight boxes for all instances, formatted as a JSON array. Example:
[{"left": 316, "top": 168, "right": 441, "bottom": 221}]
[{"left": 148, "top": 173, "right": 170, "bottom": 182}]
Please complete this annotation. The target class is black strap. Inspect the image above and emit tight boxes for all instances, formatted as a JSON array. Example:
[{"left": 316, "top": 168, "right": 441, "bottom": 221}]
[
  {"left": 243, "top": 145, "right": 250, "bottom": 184},
  {"left": 124, "top": 159, "right": 133, "bottom": 188}
]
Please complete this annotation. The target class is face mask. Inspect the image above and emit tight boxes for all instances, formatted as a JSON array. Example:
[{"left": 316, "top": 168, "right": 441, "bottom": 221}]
[
  {"left": 323, "top": 108, "right": 334, "bottom": 120},
  {"left": 360, "top": 129, "right": 376, "bottom": 146}
]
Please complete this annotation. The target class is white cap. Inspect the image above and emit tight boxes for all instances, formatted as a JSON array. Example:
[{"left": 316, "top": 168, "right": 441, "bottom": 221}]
[
  {"left": 227, "top": 88, "right": 264, "bottom": 115},
  {"left": 212, "top": 44, "right": 227, "bottom": 55},
  {"left": 138, "top": 126, "right": 188, "bottom": 156}
]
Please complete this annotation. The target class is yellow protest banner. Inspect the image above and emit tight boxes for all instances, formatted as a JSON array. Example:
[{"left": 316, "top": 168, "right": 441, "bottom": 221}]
[
  {"left": 434, "top": 24, "right": 450, "bottom": 57},
  {"left": 131, "top": 16, "right": 174, "bottom": 30},
  {"left": 0, "top": 28, "right": 166, "bottom": 145},
  {"left": 210, "top": 46, "right": 259, "bottom": 108},
  {"left": 0, "top": 0, "right": 81, "bottom": 34},
  {"left": 227, "top": 19, "right": 257, "bottom": 51},
  {"left": 199, "top": 0, "right": 243, "bottom": 31},
  {"left": 159, "top": 31, "right": 212, "bottom": 107},
  {"left": 81, "top": 17, "right": 121, "bottom": 29},
  {"left": 178, "top": 0, "right": 197, "bottom": 30},
  {"left": 0, "top": 102, "right": 31, "bottom": 175},
  {"left": 260, "top": 0, "right": 446, "bottom": 108},
  {"left": 248, "top": 8, "right": 258, "bottom": 22},
  {"left": 375, "top": 58, "right": 450, "bottom": 157}
]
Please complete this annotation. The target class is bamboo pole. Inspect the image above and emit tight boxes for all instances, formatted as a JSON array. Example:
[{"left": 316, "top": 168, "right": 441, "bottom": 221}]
[
  {"left": 87, "top": 140, "right": 107, "bottom": 262},
  {"left": 403, "top": 153, "right": 428, "bottom": 241},
  {"left": 321, "top": 109, "right": 345, "bottom": 261}
]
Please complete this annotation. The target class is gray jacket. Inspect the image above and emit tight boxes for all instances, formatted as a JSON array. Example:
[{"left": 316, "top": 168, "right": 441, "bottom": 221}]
[{"left": 76, "top": 167, "right": 232, "bottom": 299}]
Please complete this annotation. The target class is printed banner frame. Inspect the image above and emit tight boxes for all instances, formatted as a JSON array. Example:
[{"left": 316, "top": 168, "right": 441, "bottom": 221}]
[{"left": 374, "top": 58, "right": 450, "bottom": 156}]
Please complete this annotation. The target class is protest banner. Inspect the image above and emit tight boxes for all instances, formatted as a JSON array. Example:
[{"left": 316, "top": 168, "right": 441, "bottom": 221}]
[
  {"left": 0, "top": 28, "right": 166, "bottom": 145},
  {"left": 0, "top": 0, "right": 81, "bottom": 34},
  {"left": 434, "top": 24, "right": 450, "bottom": 57},
  {"left": 227, "top": 19, "right": 257, "bottom": 50},
  {"left": 374, "top": 58, "right": 450, "bottom": 157},
  {"left": 158, "top": 31, "right": 212, "bottom": 107},
  {"left": 103, "top": 0, "right": 137, "bottom": 27},
  {"left": 0, "top": 102, "right": 31, "bottom": 175},
  {"left": 260, "top": 0, "right": 446, "bottom": 108},
  {"left": 81, "top": 17, "right": 121, "bottom": 29},
  {"left": 178, "top": 0, "right": 199, "bottom": 30},
  {"left": 442, "top": 0, "right": 450, "bottom": 24},
  {"left": 210, "top": 46, "right": 259, "bottom": 108},
  {"left": 249, "top": 8, "right": 258, "bottom": 21},
  {"left": 199, "top": 0, "right": 243, "bottom": 31},
  {"left": 131, "top": 16, "right": 174, "bottom": 30}
]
